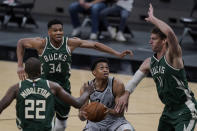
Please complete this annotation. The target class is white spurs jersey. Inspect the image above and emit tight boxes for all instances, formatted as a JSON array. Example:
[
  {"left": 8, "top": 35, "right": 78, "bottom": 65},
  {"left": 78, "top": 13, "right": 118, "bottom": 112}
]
[{"left": 89, "top": 76, "right": 115, "bottom": 109}]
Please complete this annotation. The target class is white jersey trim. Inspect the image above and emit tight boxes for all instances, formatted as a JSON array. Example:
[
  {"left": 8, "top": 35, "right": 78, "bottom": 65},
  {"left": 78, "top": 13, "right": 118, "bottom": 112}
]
[
  {"left": 19, "top": 81, "right": 22, "bottom": 89},
  {"left": 183, "top": 119, "right": 195, "bottom": 131},
  {"left": 26, "top": 78, "right": 41, "bottom": 82},
  {"left": 47, "top": 80, "right": 50, "bottom": 89},
  {"left": 39, "top": 37, "right": 48, "bottom": 57},
  {"left": 49, "top": 36, "right": 64, "bottom": 50},
  {"left": 185, "top": 99, "right": 197, "bottom": 113},
  {"left": 152, "top": 55, "right": 160, "bottom": 62},
  {"left": 65, "top": 37, "right": 71, "bottom": 56}
]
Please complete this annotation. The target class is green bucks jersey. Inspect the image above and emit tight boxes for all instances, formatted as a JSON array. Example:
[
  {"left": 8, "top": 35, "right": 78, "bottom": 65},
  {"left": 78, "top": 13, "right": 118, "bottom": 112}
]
[
  {"left": 16, "top": 78, "right": 55, "bottom": 131},
  {"left": 39, "top": 37, "right": 72, "bottom": 91},
  {"left": 150, "top": 55, "right": 195, "bottom": 107}
]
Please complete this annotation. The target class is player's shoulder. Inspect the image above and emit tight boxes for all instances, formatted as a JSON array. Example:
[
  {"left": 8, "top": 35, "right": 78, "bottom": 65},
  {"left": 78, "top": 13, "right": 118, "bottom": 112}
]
[
  {"left": 144, "top": 57, "right": 151, "bottom": 63},
  {"left": 113, "top": 77, "right": 123, "bottom": 85},
  {"left": 48, "top": 80, "right": 60, "bottom": 88},
  {"left": 141, "top": 57, "right": 151, "bottom": 67},
  {"left": 112, "top": 77, "right": 124, "bottom": 91}
]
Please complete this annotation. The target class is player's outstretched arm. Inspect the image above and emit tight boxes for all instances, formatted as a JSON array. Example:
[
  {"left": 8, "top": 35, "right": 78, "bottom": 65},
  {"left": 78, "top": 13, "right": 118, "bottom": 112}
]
[
  {"left": 68, "top": 37, "right": 133, "bottom": 58},
  {"left": 50, "top": 81, "right": 93, "bottom": 109},
  {"left": 115, "top": 58, "right": 150, "bottom": 113},
  {"left": 0, "top": 84, "right": 19, "bottom": 114},
  {"left": 17, "top": 37, "right": 45, "bottom": 80}
]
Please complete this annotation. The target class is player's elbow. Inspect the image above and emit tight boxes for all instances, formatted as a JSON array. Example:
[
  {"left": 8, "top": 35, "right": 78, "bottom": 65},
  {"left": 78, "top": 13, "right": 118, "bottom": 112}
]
[
  {"left": 73, "top": 100, "right": 83, "bottom": 109},
  {"left": 17, "top": 39, "right": 24, "bottom": 47},
  {"left": 94, "top": 42, "right": 102, "bottom": 49}
]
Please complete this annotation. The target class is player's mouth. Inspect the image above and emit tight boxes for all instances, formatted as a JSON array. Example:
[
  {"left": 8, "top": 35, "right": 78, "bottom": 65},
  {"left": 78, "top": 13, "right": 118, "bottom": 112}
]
[
  {"left": 56, "top": 36, "right": 62, "bottom": 40},
  {"left": 103, "top": 73, "right": 109, "bottom": 77}
]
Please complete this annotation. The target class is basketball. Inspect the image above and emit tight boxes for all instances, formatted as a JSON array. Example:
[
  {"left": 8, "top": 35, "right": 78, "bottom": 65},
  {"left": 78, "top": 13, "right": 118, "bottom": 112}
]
[{"left": 83, "top": 101, "right": 108, "bottom": 122}]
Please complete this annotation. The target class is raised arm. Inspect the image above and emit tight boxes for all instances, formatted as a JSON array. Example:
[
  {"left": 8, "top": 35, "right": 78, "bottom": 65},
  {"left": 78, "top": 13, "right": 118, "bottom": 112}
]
[
  {"left": 50, "top": 81, "right": 93, "bottom": 109},
  {"left": 68, "top": 37, "right": 133, "bottom": 58},
  {"left": 17, "top": 37, "right": 45, "bottom": 80},
  {"left": 145, "top": 4, "right": 183, "bottom": 68},
  {"left": 0, "top": 84, "right": 19, "bottom": 114},
  {"left": 115, "top": 58, "right": 150, "bottom": 113}
]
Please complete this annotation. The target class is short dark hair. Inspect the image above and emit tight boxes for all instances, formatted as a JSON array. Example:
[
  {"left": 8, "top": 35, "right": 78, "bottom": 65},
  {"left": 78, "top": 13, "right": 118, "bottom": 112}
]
[
  {"left": 91, "top": 58, "right": 109, "bottom": 71},
  {"left": 47, "top": 19, "right": 63, "bottom": 29},
  {"left": 25, "top": 57, "right": 41, "bottom": 78},
  {"left": 151, "top": 27, "right": 166, "bottom": 40}
]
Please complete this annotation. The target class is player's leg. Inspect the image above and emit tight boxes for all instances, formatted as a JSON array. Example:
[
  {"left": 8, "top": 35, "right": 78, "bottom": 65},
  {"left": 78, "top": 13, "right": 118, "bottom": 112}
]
[
  {"left": 109, "top": 117, "right": 135, "bottom": 131},
  {"left": 54, "top": 114, "right": 68, "bottom": 131},
  {"left": 54, "top": 97, "right": 71, "bottom": 131},
  {"left": 157, "top": 116, "right": 174, "bottom": 131},
  {"left": 175, "top": 120, "right": 196, "bottom": 131}
]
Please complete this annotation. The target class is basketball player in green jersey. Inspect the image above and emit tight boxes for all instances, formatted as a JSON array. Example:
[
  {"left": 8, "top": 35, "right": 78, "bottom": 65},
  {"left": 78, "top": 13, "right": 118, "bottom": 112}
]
[
  {"left": 115, "top": 4, "right": 197, "bottom": 131},
  {"left": 16, "top": 19, "right": 133, "bottom": 130},
  {"left": 0, "top": 57, "right": 93, "bottom": 131}
]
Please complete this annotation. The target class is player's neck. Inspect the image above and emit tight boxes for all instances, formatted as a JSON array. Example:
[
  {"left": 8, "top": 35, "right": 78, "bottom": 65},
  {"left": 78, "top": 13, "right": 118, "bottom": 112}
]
[
  {"left": 94, "top": 78, "right": 108, "bottom": 91},
  {"left": 156, "top": 47, "right": 166, "bottom": 60},
  {"left": 50, "top": 39, "right": 62, "bottom": 48}
]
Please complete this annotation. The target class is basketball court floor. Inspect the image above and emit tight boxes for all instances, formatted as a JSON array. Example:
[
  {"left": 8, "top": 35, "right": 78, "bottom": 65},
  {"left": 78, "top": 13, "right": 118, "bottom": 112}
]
[{"left": 0, "top": 61, "right": 197, "bottom": 131}]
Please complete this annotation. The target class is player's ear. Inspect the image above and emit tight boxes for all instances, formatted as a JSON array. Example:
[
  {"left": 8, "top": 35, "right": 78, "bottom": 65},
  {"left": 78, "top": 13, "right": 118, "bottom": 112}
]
[
  {"left": 92, "top": 70, "right": 96, "bottom": 76},
  {"left": 48, "top": 30, "right": 50, "bottom": 36},
  {"left": 163, "top": 39, "right": 167, "bottom": 44}
]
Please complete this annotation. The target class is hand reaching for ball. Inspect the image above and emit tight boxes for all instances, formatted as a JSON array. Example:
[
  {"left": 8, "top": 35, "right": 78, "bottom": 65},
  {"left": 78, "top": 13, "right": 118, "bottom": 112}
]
[{"left": 79, "top": 102, "right": 108, "bottom": 122}]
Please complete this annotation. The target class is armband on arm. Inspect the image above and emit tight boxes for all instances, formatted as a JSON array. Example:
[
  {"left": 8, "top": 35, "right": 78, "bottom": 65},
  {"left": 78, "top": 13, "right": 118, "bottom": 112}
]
[{"left": 125, "top": 70, "right": 146, "bottom": 93}]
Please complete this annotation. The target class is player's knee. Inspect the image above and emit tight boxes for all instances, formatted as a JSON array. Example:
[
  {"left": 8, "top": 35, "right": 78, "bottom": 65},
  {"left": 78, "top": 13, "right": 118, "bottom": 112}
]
[{"left": 54, "top": 118, "right": 67, "bottom": 131}]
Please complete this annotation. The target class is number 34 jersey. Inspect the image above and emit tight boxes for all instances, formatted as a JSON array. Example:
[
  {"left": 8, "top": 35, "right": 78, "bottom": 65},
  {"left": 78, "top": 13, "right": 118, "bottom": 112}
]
[
  {"left": 16, "top": 78, "right": 55, "bottom": 131},
  {"left": 39, "top": 37, "right": 72, "bottom": 90}
]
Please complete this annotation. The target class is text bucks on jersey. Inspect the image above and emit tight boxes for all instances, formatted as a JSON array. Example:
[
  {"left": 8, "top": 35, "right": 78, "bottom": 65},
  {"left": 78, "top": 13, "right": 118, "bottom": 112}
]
[{"left": 43, "top": 53, "right": 67, "bottom": 62}]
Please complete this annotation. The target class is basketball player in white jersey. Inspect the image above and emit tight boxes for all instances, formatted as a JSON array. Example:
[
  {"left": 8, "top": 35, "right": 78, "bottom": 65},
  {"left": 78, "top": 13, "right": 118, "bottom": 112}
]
[{"left": 78, "top": 58, "right": 135, "bottom": 131}]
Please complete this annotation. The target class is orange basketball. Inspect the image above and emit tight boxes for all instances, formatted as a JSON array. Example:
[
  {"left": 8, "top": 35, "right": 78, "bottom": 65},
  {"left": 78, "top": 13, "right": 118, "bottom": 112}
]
[{"left": 83, "top": 101, "right": 108, "bottom": 122}]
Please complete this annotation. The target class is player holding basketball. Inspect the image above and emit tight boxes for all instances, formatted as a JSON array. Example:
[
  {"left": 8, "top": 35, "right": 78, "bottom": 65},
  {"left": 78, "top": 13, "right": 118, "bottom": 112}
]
[
  {"left": 79, "top": 58, "right": 135, "bottom": 131},
  {"left": 0, "top": 57, "right": 94, "bottom": 131},
  {"left": 16, "top": 19, "right": 133, "bottom": 131},
  {"left": 115, "top": 4, "right": 197, "bottom": 131}
]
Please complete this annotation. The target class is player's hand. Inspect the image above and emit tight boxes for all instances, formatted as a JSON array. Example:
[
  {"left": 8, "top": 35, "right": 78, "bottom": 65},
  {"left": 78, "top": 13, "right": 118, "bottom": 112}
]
[
  {"left": 17, "top": 66, "right": 26, "bottom": 80},
  {"left": 115, "top": 91, "right": 130, "bottom": 113},
  {"left": 83, "top": 83, "right": 94, "bottom": 95},
  {"left": 119, "top": 50, "right": 133, "bottom": 58},
  {"left": 145, "top": 3, "right": 155, "bottom": 23},
  {"left": 107, "top": 108, "right": 122, "bottom": 117},
  {"left": 79, "top": 105, "right": 88, "bottom": 121}
]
